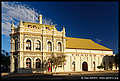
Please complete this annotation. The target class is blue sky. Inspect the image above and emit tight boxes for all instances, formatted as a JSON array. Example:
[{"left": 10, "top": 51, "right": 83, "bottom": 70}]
[{"left": 1, "top": 1, "right": 119, "bottom": 54}]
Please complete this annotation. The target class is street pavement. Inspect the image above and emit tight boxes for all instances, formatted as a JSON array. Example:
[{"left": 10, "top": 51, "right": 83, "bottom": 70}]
[{"left": 1, "top": 70, "right": 119, "bottom": 80}]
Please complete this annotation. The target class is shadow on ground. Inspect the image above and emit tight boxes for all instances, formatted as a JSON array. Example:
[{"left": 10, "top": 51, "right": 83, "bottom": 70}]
[{"left": 1, "top": 71, "right": 119, "bottom": 80}]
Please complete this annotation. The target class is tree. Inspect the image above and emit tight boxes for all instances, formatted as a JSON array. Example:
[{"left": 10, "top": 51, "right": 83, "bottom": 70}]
[
  {"left": 6, "top": 52, "right": 9, "bottom": 56},
  {"left": 48, "top": 54, "right": 66, "bottom": 72},
  {"left": 114, "top": 53, "right": 119, "bottom": 69},
  {"left": 97, "top": 65, "right": 104, "bottom": 71},
  {"left": 1, "top": 50, "right": 10, "bottom": 72}
]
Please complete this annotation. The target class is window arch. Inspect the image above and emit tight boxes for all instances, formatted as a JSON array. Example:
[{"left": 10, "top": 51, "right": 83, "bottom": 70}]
[
  {"left": 93, "top": 61, "right": 95, "bottom": 71},
  {"left": 58, "top": 42, "right": 62, "bottom": 51},
  {"left": 26, "top": 58, "right": 31, "bottom": 68},
  {"left": 15, "top": 39, "right": 18, "bottom": 51},
  {"left": 26, "top": 40, "right": 31, "bottom": 50},
  {"left": 48, "top": 41, "right": 52, "bottom": 51},
  {"left": 35, "top": 40, "right": 41, "bottom": 50},
  {"left": 36, "top": 58, "right": 41, "bottom": 68}
]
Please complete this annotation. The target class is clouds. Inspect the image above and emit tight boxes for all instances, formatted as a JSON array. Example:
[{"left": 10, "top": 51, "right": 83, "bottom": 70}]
[
  {"left": 2, "top": 2, "right": 55, "bottom": 36},
  {"left": 2, "top": 2, "right": 38, "bottom": 36}
]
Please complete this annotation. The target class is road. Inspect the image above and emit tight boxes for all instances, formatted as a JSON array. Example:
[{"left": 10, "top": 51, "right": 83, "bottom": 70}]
[{"left": 1, "top": 71, "right": 119, "bottom": 80}]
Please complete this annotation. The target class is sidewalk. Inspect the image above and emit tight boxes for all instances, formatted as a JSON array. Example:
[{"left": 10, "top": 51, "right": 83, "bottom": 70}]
[
  {"left": 45, "top": 70, "right": 119, "bottom": 76},
  {"left": 1, "top": 70, "right": 118, "bottom": 80},
  {"left": 1, "top": 73, "right": 9, "bottom": 77},
  {"left": 1, "top": 70, "right": 118, "bottom": 77}
]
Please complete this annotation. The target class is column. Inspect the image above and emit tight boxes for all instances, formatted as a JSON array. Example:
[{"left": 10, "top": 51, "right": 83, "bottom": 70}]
[
  {"left": 19, "top": 53, "right": 23, "bottom": 72},
  {"left": 10, "top": 53, "right": 15, "bottom": 73}
]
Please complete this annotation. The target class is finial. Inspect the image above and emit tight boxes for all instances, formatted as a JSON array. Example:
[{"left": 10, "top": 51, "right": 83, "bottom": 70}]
[
  {"left": 19, "top": 20, "right": 23, "bottom": 27},
  {"left": 11, "top": 22, "right": 15, "bottom": 29},
  {"left": 62, "top": 25, "right": 65, "bottom": 32}
]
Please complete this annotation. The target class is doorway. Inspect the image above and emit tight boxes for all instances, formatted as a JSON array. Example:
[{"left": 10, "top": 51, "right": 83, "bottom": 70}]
[
  {"left": 82, "top": 62, "right": 88, "bottom": 71},
  {"left": 14, "top": 58, "right": 18, "bottom": 72}
]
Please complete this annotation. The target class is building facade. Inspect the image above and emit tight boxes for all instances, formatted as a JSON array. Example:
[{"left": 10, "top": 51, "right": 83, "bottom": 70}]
[{"left": 10, "top": 15, "right": 117, "bottom": 73}]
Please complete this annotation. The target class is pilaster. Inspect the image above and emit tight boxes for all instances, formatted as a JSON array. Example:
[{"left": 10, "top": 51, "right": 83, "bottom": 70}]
[{"left": 10, "top": 53, "right": 15, "bottom": 72}]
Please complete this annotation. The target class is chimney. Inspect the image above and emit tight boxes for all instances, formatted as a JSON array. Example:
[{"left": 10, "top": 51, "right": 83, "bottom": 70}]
[{"left": 38, "top": 14, "right": 42, "bottom": 24}]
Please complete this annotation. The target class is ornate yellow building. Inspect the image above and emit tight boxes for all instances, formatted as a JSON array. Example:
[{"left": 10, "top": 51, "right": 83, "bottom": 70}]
[{"left": 10, "top": 15, "right": 116, "bottom": 73}]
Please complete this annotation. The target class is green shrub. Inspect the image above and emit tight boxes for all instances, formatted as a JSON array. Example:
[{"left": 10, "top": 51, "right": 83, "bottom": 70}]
[{"left": 97, "top": 65, "right": 104, "bottom": 69}]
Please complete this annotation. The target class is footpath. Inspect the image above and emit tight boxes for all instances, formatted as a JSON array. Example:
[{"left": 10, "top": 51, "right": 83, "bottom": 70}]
[
  {"left": 48, "top": 70, "right": 119, "bottom": 76},
  {"left": 1, "top": 70, "right": 118, "bottom": 77}
]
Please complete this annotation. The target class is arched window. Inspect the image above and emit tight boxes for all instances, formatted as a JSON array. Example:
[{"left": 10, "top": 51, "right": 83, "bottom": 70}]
[
  {"left": 26, "top": 58, "right": 31, "bottom": 68},
  {"left": 72, "top": 61, "right": 75, "bottom": 71},
  {"left": 15, "top": 40, "right": 18, "bottom": 51},
  {"left": 35, "top": 40, "right": 41, "bottom": 50},
  {"left": 48, "top": 41, "right": 52, "bottom": 51},
  {"left": 26, "top": 40, "right": 31, "bottom": 50},
  {"left": 36, "top": 58, "right": 41, "bottom": 68},
  {"left": 58, "top": 42, "right": 62, "bottom": 51},
  {"left": 93, "top": 61, "right": 95, "bottom": 71}
]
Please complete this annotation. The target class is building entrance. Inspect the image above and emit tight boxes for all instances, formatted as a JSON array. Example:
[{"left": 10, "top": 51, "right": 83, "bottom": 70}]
[{"left": 82, "top": 62, "right": 88, "bottom": 71}]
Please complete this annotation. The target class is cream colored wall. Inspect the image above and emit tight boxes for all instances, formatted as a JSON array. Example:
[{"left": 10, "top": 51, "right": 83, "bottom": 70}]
[
  {"left": 10, "top": 21, "right": 66, "bottom": 73},
  {"left": 65, "top": 49, "right": 113, "bottom": 55},
  {"left": 64, "top": 48, "right": 113, "bottom": 71},
  {"left": 10, "top": 53, "right": 15, "bottom": 72},
  {"left": 10, "top": 21, "right": 115, "bottom": 73},
  {"left": 20, "top": 23, "right": 65, "bottom": 52},
  {"left": 22, "top": 23, "right": 64, "bottom": 37},
  {"left": 64, "top": 54, "right": 72, "bottom": 72}
]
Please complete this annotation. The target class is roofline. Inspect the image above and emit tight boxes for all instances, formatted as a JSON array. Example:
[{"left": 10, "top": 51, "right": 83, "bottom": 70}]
[
  {"left": 23, "top": 21, "right": 55, "bottom": 26},
  {"left": 65, "top": 37, "right": 91, "bottom": 40},
  {"left": 66, "top": 48, "right": 113, "bottom": 51},
  {"left": 66, "top": 37, "right": 112, "bottom": 51}
]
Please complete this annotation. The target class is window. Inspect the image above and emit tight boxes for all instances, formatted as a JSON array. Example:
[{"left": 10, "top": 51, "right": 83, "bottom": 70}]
[
  {"left": 15, "top": 40, "right": 18, "bottom": 51},
  {"left": 58, "top": 65, "right": 62, "bottom": 68},
  {"left": 58, "top": 42, "right": 62, "bottom": 51},
  {"left": 46, "top": 27, "right": 50, "bottom": 30},
  {"left": 46, "top": 27, "right": 48, "bottom": 29},
  {"left": 36, "top": 58, "right": 41, "bottom": 68},
  {"left": 48, "top": 41, "right": 52, "bottom": 51},
  {"left": 33, "top": 25, "right": 36, "bottom": 28},
  {"left": 93, "top": 61, "right": 95, "bottom": 71},
  {"left": 26, "top": 58, "right": 31, "bottom": 68},
  {"left": 72, "top": 61, "right": 75, "bottom": 71},
  {"left": 36, "top": 40, "right": 41, "bottom": 50},
  {"left": 28, "top": 25, "right": 32, "bottom": 28},
  {"left": 26, "top": 40, "right": 31, "bottom": 50}
]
